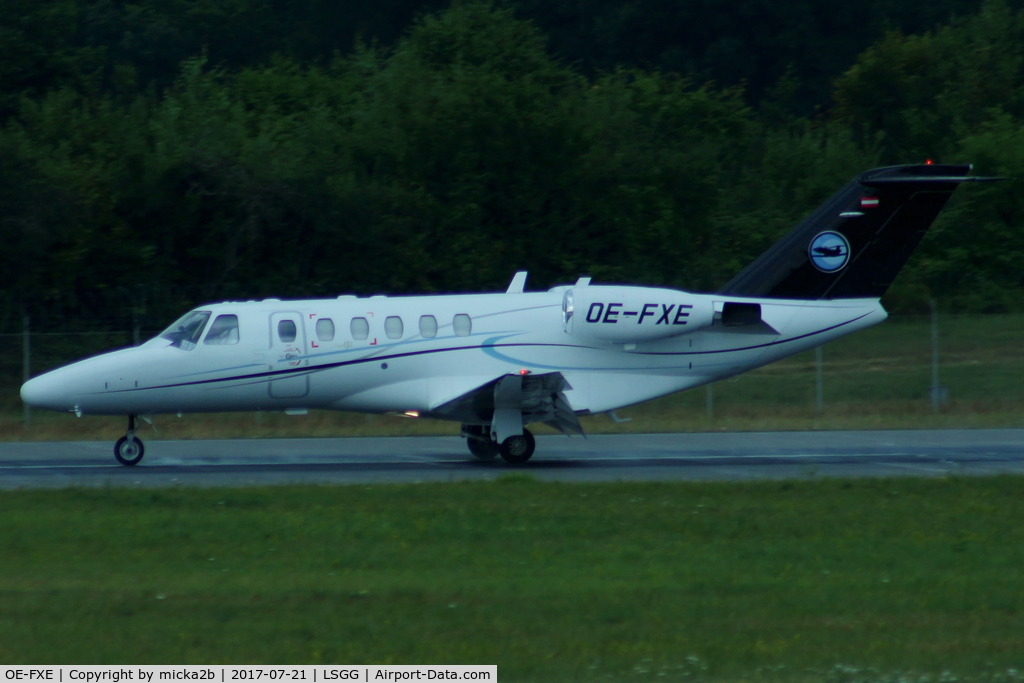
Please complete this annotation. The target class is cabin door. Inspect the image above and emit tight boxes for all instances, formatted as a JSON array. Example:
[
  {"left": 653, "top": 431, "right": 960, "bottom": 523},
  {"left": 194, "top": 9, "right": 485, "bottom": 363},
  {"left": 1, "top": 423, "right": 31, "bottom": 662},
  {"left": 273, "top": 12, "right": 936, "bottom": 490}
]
[{"left": 268, "top": 311, "right": 309, "bottom": 399}]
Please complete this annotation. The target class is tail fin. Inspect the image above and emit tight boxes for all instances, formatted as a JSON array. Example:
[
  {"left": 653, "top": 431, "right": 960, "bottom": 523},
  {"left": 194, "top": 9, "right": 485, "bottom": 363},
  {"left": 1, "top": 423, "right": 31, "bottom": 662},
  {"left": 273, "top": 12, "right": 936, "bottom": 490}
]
[{"left": 717, "top": 164, "right": 992, "bottom": 300}]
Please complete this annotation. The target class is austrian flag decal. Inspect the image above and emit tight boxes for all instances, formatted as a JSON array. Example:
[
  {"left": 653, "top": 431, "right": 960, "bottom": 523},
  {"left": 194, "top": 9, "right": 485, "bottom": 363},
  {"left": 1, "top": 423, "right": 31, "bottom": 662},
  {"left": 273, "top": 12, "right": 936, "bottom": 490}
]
[{"left": 861, "top": 196, "right": 879, "bottom": 208}]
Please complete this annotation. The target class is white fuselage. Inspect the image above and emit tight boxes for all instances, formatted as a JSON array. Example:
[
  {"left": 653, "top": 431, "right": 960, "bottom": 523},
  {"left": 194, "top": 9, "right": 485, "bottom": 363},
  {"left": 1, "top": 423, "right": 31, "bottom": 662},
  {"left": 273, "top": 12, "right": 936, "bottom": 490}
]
[{"left": 20, "top": 286, "right": 887, "bottom": 420}]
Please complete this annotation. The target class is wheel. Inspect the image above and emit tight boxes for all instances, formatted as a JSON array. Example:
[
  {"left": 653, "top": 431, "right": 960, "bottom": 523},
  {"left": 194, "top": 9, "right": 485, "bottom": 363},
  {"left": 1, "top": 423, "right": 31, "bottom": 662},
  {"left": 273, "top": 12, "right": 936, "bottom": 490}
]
[
  {"left": 463, "top": 425, "right": 499, "bottom": 461},
  {"left": 114, "top": 435, "right": 145, "bottom": 466},
  {"left": 499, "top": 428, "right": 535, "bottom": 464},
  {"left": 467, "top": 437, "right": 499, "bottom": 461}
]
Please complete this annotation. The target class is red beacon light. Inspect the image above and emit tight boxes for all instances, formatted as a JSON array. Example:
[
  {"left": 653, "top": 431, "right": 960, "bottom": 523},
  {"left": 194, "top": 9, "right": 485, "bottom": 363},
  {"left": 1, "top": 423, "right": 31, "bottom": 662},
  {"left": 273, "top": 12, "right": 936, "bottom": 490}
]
[{"left": 926, "top": 159, "right": 933, "bottom": 165}]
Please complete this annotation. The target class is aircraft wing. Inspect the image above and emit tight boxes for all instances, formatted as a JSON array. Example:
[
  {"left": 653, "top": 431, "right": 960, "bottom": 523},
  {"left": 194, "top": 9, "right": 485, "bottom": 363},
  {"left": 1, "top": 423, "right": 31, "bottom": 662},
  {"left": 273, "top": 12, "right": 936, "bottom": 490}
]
[{"left": 430, "top": 371, "right": 585, "bottom": 437}]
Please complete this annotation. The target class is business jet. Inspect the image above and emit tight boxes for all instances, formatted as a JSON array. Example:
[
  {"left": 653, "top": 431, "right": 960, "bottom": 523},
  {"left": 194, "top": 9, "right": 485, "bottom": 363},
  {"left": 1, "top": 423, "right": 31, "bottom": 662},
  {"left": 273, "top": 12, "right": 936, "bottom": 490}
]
[{"left": 21, "top": 164, "right": 990, "bottom": 465}]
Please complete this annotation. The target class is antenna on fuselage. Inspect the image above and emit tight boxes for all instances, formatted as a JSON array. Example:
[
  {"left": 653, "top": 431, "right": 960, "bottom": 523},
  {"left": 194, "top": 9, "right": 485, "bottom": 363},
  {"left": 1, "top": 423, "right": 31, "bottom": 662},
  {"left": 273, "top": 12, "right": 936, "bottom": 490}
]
[{"left": 506, "top": 271, "right": 528, "bottom": 294}]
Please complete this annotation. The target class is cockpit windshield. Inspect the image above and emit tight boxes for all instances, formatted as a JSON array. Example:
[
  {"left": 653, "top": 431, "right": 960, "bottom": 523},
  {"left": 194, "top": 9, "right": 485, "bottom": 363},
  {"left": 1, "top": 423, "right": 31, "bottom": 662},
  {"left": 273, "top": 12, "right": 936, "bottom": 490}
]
[{"left": 159, "top": 310, "right": 212, "bottom": 350}]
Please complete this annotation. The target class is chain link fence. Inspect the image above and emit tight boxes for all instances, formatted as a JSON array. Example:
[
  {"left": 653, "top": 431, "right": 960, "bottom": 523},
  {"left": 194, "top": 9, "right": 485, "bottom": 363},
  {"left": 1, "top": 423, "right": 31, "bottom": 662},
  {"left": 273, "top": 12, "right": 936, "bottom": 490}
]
[{"left": 0, "top": 328, "right": 152, "bottom": 415}]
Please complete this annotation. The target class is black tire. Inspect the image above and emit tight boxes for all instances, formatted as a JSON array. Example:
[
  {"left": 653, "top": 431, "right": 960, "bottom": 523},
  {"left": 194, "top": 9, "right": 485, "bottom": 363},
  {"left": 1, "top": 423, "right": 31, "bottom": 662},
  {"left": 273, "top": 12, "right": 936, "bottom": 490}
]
[
  {"left": 464, "top": 425, "right": 498, "bottom": 461},
  {"left": 467, "top": 437, "right": 499, "bottom": 461},
  {"left": 114, "top": 435, "right": 145, "bottom": 466},
  {"left": 499, "top": 428, "right": 535, "bottom": 464}
]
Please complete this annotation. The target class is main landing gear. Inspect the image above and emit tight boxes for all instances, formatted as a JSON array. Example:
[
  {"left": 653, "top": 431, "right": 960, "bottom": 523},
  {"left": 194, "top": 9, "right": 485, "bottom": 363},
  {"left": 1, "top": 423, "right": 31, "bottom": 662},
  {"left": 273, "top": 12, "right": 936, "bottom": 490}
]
[
  {"left": 462, "top": 425, "right": 536, "bottom": 464},
  {"left": 114, "top": 414, "right": 145, "bottom": 466},
  {"left": 499, "top": 429, "right": 535, "bottom": 464},
  {"left": 464, "top": 425, "right": 499, "bottom": 461}
]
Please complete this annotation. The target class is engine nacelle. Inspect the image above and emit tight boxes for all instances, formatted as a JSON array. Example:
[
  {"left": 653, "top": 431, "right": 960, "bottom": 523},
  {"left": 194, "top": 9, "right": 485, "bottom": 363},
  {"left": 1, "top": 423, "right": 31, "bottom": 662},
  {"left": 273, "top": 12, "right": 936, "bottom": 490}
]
[{"left": 562, "top": 286, "right": 714, "bottom": 344}]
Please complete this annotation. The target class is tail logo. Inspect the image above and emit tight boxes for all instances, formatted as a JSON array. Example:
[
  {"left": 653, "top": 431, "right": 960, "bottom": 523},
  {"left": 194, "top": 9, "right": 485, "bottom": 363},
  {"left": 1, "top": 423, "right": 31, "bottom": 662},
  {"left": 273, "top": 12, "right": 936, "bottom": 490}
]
[{"left": 808, "top": 231, "right": 851, "bottom": 273}]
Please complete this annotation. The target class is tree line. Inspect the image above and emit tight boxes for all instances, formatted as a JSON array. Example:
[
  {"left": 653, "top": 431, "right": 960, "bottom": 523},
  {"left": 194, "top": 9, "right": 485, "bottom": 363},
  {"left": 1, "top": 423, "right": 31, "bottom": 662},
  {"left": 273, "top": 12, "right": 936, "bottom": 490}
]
[{"left": 2, "top": 0, "right": 1024, "bottom": 333}]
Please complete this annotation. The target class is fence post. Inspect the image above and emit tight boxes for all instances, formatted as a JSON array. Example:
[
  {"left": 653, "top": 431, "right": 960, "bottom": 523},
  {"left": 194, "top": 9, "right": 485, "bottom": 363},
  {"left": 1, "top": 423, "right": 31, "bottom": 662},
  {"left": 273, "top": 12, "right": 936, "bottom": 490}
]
[
  {"left": 705, "top": 383, "right": 714, "bottom": 420},
  {"left": 930, "top": 299, "right": 940, "bottom": 414},
  {"left": 22, "top": 315, "right": 30, "bottom": 428},
  {"left": 815, "top": 346, "right": 824, "bottom": 415}
]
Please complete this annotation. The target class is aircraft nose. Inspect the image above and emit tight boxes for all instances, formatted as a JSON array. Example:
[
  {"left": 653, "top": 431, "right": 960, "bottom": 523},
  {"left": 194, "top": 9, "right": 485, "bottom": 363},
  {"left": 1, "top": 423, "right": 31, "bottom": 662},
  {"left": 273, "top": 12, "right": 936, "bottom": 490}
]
[{"left": 20, "top": 372, "right": 70, "bottom": 411}]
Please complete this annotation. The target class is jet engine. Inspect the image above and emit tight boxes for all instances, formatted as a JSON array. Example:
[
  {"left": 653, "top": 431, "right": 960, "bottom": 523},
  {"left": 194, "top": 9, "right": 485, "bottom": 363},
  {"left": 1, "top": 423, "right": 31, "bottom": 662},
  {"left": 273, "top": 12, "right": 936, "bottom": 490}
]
[{"left": 562, "top": 286, "right": 714, "bottom": 343}]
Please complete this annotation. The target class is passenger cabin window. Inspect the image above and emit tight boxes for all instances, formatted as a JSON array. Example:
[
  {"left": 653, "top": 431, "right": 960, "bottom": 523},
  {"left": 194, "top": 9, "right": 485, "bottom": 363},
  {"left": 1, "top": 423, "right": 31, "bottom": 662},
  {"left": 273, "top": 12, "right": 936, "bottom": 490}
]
[
  {"left": 453, "top": 313, "right": 472, "bottom": 337},
  {"left": 419, "top": 315, "right": 437, "bottom": 338},
  {"left": 316, "top": 318, "right": 335, "bottom": 342},
  {"left": 159, "top": 310, "right": 211, "bottom": 350},
  {"left": 385, "top": 316, "right": 404, "bottom": 339},
  {"left": 204, "top": 315, "right": 239, "bottom": 345},
  {"left": 351, "top": 317, "right": 369, "bottom": 340},
  {"left": 278, "top": 319, "right": 297, "bottom": 343}
]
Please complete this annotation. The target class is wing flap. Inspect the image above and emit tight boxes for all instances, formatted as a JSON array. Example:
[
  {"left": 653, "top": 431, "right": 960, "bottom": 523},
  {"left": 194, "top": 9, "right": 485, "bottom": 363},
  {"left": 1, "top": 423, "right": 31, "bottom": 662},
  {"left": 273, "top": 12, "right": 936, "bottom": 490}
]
[{"left": 428, "top": 371, "right": 585, "bottom": 437}]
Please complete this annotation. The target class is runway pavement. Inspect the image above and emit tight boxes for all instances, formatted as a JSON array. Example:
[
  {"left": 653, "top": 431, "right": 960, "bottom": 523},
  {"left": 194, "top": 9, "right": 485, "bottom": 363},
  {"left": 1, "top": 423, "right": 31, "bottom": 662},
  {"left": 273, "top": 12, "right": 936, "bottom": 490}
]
[{"left": 1, "top": 429, "right": 1023, "bottom": 488}]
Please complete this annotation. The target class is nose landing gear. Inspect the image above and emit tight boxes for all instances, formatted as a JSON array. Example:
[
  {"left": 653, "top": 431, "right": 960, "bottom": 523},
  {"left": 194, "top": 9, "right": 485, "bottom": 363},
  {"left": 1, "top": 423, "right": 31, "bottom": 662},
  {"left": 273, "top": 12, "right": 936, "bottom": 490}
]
[{"left": 114, "top": 414, "right": 145, "bottom": 466}]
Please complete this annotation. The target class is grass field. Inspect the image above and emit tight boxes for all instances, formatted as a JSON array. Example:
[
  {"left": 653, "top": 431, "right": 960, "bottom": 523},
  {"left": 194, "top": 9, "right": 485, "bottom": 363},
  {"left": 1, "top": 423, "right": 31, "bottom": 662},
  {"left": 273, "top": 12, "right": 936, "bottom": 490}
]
[
  {"left": 1, "top": 314, "right": 1023, "bottom": 441},
  {"left": 1, "top": 477, "right": 1023, "bottom": 679}
]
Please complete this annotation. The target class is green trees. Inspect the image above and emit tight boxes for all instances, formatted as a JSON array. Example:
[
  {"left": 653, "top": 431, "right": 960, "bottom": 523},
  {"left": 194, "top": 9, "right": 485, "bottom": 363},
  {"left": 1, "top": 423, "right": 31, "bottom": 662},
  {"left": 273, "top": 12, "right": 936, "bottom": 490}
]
[
  {"left": 832, "top": 1, "right": 1024, "bottom": 309},
  {"left": 833, "top": 1, "right": 1024, "bottom": 161},
  {"left": 1, "top": 0, "right": 1022, "bottom": 331}
]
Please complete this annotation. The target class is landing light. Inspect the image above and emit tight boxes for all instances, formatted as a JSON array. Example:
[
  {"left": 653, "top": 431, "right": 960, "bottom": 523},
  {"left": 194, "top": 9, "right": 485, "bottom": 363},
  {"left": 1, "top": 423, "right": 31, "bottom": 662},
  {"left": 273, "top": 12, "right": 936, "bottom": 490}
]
[{"left": 404, "top": 410, "right": 420, "bottom": 418}]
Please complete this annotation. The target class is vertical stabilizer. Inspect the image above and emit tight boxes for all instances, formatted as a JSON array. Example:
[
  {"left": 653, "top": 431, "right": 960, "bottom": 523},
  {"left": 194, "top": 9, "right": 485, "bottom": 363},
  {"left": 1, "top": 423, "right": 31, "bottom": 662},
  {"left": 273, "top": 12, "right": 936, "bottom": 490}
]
[{"left": 718, "top": 164, "right": 986, "bottom": 299}]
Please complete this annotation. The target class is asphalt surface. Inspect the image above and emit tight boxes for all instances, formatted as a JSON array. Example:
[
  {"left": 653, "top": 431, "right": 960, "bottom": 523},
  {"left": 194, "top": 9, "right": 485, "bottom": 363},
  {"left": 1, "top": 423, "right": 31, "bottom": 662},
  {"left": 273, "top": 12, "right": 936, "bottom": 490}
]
[{"left": 1, "top": 429, "right": 1023, "bottom": 488}]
